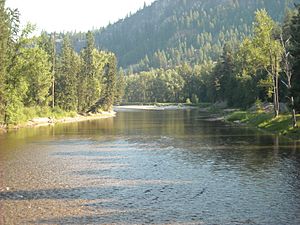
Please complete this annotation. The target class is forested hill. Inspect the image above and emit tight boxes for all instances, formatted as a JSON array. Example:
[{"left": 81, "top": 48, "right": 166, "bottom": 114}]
[{"left": 68, "top": 0, "right": 300, "bottom": 72}]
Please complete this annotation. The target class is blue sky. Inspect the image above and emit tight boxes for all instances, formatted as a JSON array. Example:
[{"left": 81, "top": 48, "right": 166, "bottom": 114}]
[{"left": 6, "top": 0, "right": 156, "bottom": 32}]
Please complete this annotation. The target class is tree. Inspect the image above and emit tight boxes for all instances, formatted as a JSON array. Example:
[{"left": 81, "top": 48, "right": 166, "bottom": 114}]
[
  {"left": 101, "top": 54, "right": 117, "bottom": 111},
  {"left": 114, "top": 68, "right": 125, "bottom": 104},
  {"left": 233, "top": 10, "right": 283, "bottom": 111},
  {"left": 56, "top": 36, "right": 81, "bottom": 111},
  {"left": 78, "top": 31, "right": 99, "bottom": 112},
  {"left": 220, "top": 43, "right": 236, "bottom": 106},
  {"left": 253, "top": 10, "right": 283, "bottom": 117},
  {"left": 15, "top": 45, "right": 52, "bottom": 107},
  {"left": 280, "top": 35, "right": 298, "bottom": 128},
  {"left": 0, "top": 0, "right": 10, "bottom": 123},
  {"left": 1, "top": 4, "right": 30, "bottom": 125},
  {"left": 163, "top": 69, "right": 185, "bottom": 102},
  {"left": 290, "top": 4, "right": 300, "bottom": 112},
  {"left": 87, "top": 53, "right": 117, "bottom": 112},
  {"left": 208, "top": 44, "right": 235, "bottom": 104}
]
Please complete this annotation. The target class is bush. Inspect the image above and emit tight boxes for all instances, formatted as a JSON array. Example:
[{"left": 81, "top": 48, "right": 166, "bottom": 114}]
[
  {"left": 191, "top": 94, "right": 199, "bottom": 104},
  {"left": 186, "top": 98, "right": 191, "bottom": 104},
  {"left": 255, "top": 99, "right": 263, "bottom": 112},
  {"left": 226, "top": 111, "right": 248, "bottom": 122}
]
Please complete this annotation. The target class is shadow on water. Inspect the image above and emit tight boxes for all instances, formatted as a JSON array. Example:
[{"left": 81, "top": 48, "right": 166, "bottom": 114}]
[
  {"left": 32, "top": 214, "right": 212, "bottom": 225},
  {"left": 1, "top": 109, "right": 300, "bottom": 224},
  {"left": 1, "top": 184, "right": 210, "bottom": 224}
]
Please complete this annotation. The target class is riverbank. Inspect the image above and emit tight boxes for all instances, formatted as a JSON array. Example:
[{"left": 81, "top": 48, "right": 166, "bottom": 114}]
[
  {"left": 225, "top": 111, "right": 300, "bottom": 140},
  {"left": 114, "top": 104, "right": 197, "bottom": 111},
  {"left": 0, "top": 111, "right": 116, "bottom": 132}
]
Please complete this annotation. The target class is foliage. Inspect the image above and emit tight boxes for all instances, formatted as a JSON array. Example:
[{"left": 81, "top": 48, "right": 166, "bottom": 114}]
[
  {"left": 1, "top": 0, "right": 300, "bottom": 132},
  {"left": 290, "top": 4, "right": 300, "bottom": 112},
  {"left": 226, "top": 110, "right": 300, "bottom": 138},
  {"left": 65, "top": 0, "right": 298, "bottom": 73},
  {"left": 122, "top": 8, "right": 294, "bottom": 116},
  {"left": 55, "top": 35, "right": 81, "bottom": 111},
  {"left": 0, "top": 1, "right": 118, "bottom": 126}
]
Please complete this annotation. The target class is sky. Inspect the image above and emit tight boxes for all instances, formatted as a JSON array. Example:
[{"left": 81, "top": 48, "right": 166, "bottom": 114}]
[{"left": 5, "top": 0, "right": 156, "bottom": 33}]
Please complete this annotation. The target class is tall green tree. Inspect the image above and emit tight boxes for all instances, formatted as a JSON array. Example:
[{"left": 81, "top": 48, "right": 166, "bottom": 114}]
[
  {"left": 78, "top": 31, "right": 103, "bottom": 112},
  {"left": 232, "top": 10, "right": 283, "bottom": 111},
  {"left": 100, "top": 54, "right": 117, "bottom": 111},
  {"left": 114, "top": 68, "right": 125, "bottom": 104},
  {"left": 0, "top": 4, "right": 30, "bottom": 124},
  {"left": 0, "top": 0, "right": 10, "bottom": 122},
  {"left": 290, "top": 4, "right": 300, "bottom": 112},
  {"left": 220, "top": 43, "right": 236, "bottom": 106},
  {"left": 15, "top": 44, "right": 52, "bottom": 107},
  {"left": 56, "top": 36, "right": 81, "bottom": 111},
  {"left": 253, "top": 9, "right": 283, "bottom": 117}
]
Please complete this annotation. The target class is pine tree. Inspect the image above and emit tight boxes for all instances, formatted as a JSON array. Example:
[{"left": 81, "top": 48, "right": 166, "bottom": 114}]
[
  {"left": 290, "top": 4, "right": 300, "bottom": 112},
  {"left": 221, "top": 43, "right": 236, "bottom": 106},
  {"left": 78, "top": 31, "right": 97, "bottom": 112},
  {"left": 114, "top": 68, "right": 125, "bottom": 104},
  {"left": 101, "top": 54, "right": 117, "bottom": 111},
  {"left": 56, "top": 36, "right": 81, "bottom": 111}
]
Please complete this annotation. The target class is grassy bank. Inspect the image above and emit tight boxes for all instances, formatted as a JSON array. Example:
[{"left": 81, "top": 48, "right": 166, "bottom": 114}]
[
  {"left": 226, "top": 111, "right": 300, "bottom": 140},
  {"left": 1, "top": 106, "right": 115, "bottom": 131}
]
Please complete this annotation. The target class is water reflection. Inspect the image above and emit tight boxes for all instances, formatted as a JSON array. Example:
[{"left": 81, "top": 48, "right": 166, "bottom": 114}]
[{"left": 0, "top": 109, "right": 300, "bottom": 224}]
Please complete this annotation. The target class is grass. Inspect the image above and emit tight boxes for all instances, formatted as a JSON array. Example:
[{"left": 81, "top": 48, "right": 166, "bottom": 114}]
[
  {"left": 6, "top": 106, "right": 79, "bottom": 128},
  {"left": 226, "top": 111, "right": 300, "bottom": 140},
  {"left": 22, "top": 106, "right": 77, "bottom": 120}
]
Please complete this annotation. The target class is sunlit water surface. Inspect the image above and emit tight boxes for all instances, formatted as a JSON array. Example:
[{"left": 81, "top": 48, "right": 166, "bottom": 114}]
[{"left": 0, "top": 109, "right": 300, "bottom": 224}]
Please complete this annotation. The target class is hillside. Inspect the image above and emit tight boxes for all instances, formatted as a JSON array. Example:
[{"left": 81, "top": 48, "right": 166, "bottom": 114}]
[{"left": 68, "top": 0, "right": 299, "bottom": 72}]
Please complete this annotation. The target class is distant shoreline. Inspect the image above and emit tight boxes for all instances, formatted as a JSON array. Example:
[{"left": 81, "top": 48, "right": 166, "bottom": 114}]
[{"left": 114, "top": 104, "right": 197, "bottom": 111}]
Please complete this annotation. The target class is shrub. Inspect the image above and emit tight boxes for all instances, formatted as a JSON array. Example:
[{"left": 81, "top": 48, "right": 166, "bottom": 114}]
[{"left": 191, "top": 94, "right": 199, "bottom": 104}]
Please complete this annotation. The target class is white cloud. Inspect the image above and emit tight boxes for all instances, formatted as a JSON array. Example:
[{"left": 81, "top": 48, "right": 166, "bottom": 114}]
[{"left": 6, "top": 0, "right": 156, "bottom": 32}]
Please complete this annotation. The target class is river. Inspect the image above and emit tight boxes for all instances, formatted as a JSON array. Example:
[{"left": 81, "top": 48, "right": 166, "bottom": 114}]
[{"left": 0, "top": 109, "right": 300, "bottom": 224}]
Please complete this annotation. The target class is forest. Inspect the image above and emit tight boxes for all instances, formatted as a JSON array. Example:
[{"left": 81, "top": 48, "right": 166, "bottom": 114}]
[
  {"left": 1, "top": 0, "right": 300, "bottom": 128},
  {"left": 62, "top": 0, "right": 300, "bottom": 120},
  {"left": 67, "top": 0, "right": 299, "bottom": 72},
  {"left": 124, "top": 6, "right": 300, "bottom": 128},
  {"left": 0, "top": 0, "right": 119, "bottom": 126}
]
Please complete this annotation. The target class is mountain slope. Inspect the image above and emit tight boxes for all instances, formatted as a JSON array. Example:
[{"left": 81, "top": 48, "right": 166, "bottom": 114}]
[{"left": 69, "top": 0, "right": 300, "bottom": 71}]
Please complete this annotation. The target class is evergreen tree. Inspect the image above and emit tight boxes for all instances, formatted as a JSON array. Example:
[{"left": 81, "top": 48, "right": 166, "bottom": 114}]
[
  {"left": 56, "top": 36, "right": 81, "bottom": 111},
  {"left": 78, "top": 31, "right": 98, "bottom": 112},
  {"left": 15, "top": 45, "right": 52, "bottom": 107},
  {"left": 114, "top": 68, "right": 125, "bottom": 104},
  {"left": 221, "top": 43, "right": 236, "bottom": 106},
  {"left": 101, "top": 54, "right": 117, "bottom": 111},
  {"left": 290, "top": 4, "right": 300, "bottom": 112}
]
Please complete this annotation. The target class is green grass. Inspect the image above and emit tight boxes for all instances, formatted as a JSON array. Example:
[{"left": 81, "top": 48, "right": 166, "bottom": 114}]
[
  {"left": 226, "top": 111, "right": 300, "bottom": 140},
  {"left": 50, "top": 107, "right": 77, "bottom": 119},
  {"left": 16, "top": 106, "right": 77, "bottom": 124},
  {"left": 226, "top": 111, "right": 249, "bottom": 122}
]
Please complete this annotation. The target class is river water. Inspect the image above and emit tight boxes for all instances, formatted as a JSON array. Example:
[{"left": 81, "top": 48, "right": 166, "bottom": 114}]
[{"left": 0, "top": 109, "right": 300, "bottom": 225}]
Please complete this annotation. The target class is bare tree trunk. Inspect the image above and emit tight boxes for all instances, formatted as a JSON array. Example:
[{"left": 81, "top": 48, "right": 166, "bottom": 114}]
[
  {"left": 281, "top": 35, "right": 298, "bottom": 128},
  {"left": 273, "top": 75, "right": 278, "bottom": 117},
  {"left": 274, "top": 55, "right": 280, "bottom": 117},
  {"left": 270, "top": 52, "right": 279, "bottom": 118},
  {"left": 291, "top": 96, "right": 298, "bottom": 128},
  {"left": 52, "top": 33, "right": 56, "bottom": 109}
]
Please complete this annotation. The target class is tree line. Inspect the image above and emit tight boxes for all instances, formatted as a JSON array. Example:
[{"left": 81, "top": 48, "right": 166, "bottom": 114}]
[
  {"left": 0, "top": 0, "right": 118, "bottom": 125},
  {"left": 124, "top": 6, "right": 300, "bottom": 126}
]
